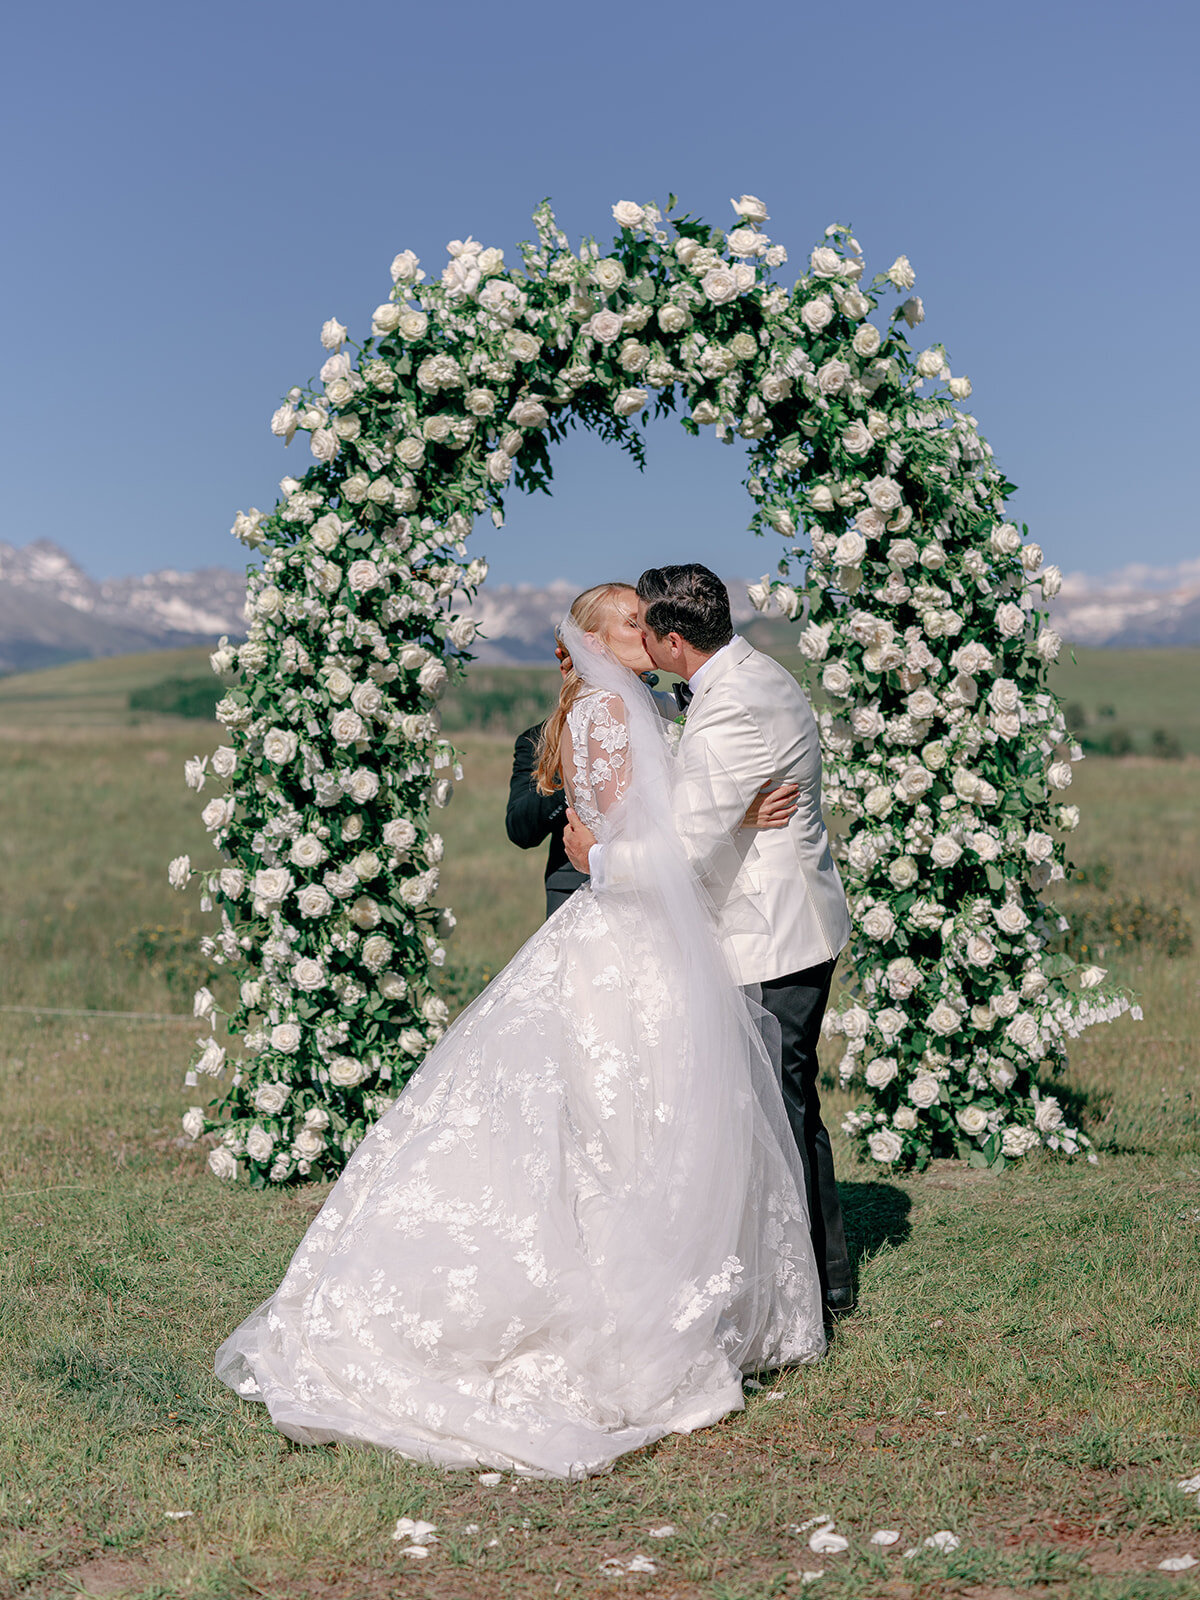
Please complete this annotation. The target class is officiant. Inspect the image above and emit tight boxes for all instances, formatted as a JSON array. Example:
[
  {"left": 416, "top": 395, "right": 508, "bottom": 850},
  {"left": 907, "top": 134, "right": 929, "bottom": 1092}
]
[{"left": 505, "top": 645, "right": 588, "bottom": 918}]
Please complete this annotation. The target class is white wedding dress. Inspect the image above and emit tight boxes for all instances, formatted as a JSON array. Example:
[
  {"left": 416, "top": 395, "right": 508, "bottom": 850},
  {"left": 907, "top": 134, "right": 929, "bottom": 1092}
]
[{"left": 215, "top": 621, "right": 825, "bottom": 1478}]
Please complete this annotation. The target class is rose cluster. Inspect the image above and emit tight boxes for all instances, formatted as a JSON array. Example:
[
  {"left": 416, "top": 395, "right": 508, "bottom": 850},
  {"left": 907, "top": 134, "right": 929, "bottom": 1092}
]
[{"left": 173, "top": 195, "right": 1131, "bottom": 1181}]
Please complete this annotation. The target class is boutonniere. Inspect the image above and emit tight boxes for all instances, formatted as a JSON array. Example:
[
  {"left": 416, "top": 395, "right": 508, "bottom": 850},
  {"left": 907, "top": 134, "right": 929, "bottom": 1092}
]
[{"left": 673, "top": 711, "right": 688, "bottom": 727}]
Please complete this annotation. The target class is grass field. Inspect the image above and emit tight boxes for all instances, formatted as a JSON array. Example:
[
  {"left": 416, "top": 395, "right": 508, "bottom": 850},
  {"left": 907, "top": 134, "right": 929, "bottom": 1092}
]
[{"left": 0, "top": 648, "right": 1198, "bottom": 1600}]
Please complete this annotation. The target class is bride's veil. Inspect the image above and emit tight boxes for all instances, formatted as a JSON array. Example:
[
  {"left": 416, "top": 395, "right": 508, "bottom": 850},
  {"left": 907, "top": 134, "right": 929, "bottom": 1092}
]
[{"left": 558, "top": 615, "right": 818, "bottom": 1374}]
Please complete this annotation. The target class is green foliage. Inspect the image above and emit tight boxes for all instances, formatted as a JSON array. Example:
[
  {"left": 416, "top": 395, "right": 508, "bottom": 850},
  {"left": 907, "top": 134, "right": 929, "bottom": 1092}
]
[
  {"left": 1060, "top": 893, "right": 1194, "bottom": 962},
  {"left": 128, "top": 675, "right": 222, "bottom": 720}
]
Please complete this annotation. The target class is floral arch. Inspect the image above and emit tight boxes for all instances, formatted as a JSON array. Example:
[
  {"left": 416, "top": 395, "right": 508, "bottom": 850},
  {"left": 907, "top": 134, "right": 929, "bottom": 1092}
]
[{"left": 172, "top": 195, "right": 1131, "bottom": 1185}]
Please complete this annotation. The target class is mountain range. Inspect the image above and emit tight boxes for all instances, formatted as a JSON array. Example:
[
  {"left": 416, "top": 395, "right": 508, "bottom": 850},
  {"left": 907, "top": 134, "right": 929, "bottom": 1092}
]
[{"left": 0, "top": 540, "right": 1196, "bottom": 676}]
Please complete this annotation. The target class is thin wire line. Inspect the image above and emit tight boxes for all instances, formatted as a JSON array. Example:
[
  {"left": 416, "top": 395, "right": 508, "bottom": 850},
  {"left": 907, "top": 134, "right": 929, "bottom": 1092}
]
[{"left": 0, "top": 1004, "right": 194, "bottom": 1023}]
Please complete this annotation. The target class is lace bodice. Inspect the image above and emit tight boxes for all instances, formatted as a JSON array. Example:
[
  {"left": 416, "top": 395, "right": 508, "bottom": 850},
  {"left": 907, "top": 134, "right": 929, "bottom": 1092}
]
[{"left": 564, "top": 690, "right": 631, "bottom": 836}]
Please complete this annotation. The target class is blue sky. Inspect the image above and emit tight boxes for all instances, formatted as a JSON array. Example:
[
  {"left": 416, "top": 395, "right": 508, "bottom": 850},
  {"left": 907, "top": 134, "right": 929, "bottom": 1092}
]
[{"left": 3, "top": 0, "right": 1195, "bottom": 589}]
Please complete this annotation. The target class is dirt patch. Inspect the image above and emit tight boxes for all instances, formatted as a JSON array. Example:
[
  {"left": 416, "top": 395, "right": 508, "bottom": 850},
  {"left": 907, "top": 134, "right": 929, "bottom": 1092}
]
[{"left": 38, "top": 1552, "right": 162, "bottom": 1598}]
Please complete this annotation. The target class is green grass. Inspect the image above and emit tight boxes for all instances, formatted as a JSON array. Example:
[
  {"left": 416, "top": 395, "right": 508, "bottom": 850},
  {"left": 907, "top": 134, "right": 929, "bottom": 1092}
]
[{"left": 0, "top": 651, "right": 1198, "bottom": 1599}]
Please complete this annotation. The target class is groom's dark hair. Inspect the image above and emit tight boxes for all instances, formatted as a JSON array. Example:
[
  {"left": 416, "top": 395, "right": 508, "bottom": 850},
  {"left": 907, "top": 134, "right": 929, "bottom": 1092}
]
[{"left": 637, "top": 564, "right": 734, "bottom": 654}]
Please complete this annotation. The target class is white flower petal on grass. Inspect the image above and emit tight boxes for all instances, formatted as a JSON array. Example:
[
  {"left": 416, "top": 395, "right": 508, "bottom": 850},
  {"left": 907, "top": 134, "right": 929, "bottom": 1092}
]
[
  {"left": 870, "top": 1529, "right": 901, "bottom": 1546},
  {"left": 1159, "top": 1555, "right": 1198, "bottom": 1571},
  {"left": 477, "top": 1472, "right": 503, "bottom": 1486},
  {"left": 1176, "top": 1474, "right": 1200, "bottom": 1494},
  {"left": 626, "top": 1555, "right": 658, "bottom": 1573},
  {"left": 924, "top": 1531, "right": 961, "bottom": 1552},
  {"left": 648, "top": 1525, "right": 676, "bottom": 1539},
  {"left": 809, "top": 1526, "right": 849, "bottom": 1554},
  {"left": 392, "top": 1517, "right": 438, "bottom": 1545},
  {"left": 799, "top": 1570, "right": 825, "bottom": 1585},
  {"left": 164, "top": 1510, "right": 194, "bottom": 1519},
  {"left": 399, "top": 1547, "right": 429, "bottom": 1559}
]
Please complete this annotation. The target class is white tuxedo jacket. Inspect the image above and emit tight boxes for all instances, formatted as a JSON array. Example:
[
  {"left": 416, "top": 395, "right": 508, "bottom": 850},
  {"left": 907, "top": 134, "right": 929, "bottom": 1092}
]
[{"left": 594, "top": 637, "right": 851, "bottom": 985}]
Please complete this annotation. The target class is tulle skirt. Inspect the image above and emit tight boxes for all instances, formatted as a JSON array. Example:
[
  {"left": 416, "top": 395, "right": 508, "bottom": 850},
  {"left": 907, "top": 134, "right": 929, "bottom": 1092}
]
[{"left": 215, "top": 884, "right": 825, "bottom": 1478}]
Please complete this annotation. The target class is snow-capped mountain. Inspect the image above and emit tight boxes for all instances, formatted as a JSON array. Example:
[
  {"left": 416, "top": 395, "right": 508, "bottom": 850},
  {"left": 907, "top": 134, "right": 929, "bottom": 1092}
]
[
  {"left": 0, "top": 540, "right": 248, "bottom": 673},
  {"left": 1048, "top": 558, "right": 1200, "bottom": 648},
  {"left": 0, "top": 540, "right": 1196, "bottom": 677}
]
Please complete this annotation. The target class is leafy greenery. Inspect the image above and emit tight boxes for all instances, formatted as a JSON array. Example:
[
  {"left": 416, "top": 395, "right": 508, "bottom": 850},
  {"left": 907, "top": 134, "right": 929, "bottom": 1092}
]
[{"left": 128, "top": 676, "right": 223, "bottom": 720}]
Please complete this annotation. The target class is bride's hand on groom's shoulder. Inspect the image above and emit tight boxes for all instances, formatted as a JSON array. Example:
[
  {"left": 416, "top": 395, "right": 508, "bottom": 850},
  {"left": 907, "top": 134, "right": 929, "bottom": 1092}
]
[{"left": 743, "top": 782, "right": 799, "bottom": 830}]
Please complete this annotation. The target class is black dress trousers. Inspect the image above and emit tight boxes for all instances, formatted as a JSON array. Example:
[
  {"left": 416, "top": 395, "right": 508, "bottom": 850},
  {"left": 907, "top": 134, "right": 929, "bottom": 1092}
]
[{"left": 756, "top": 958, "right": 852, "bottom": 1306}]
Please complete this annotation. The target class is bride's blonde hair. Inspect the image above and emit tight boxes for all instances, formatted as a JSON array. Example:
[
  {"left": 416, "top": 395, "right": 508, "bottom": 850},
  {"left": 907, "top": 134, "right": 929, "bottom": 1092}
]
[{"left": 534, "top": 582, "right": 635, "bottom": 795}]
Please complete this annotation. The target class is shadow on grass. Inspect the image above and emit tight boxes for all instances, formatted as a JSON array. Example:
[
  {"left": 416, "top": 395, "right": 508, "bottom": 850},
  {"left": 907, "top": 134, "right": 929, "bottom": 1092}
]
[{"left": 839, "top": 1180, "right": 912, "bottom": 1286}]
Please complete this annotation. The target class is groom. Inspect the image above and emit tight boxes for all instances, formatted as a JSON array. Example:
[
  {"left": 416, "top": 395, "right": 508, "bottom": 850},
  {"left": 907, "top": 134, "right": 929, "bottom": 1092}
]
[{"left": 564, "top": 564, "right": 855, "bottom": 1316}]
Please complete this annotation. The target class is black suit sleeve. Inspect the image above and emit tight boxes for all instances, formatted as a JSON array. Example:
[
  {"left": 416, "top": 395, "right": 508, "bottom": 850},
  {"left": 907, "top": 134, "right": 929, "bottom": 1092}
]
[{"left": 506, "top": 725, "right": 569, "bottom": 850}]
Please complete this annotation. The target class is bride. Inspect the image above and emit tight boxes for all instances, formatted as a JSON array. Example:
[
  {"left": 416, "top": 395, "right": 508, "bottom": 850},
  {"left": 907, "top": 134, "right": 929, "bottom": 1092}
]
[{"left": 215, "top": 581, "right": 826, "bottom": 1479}]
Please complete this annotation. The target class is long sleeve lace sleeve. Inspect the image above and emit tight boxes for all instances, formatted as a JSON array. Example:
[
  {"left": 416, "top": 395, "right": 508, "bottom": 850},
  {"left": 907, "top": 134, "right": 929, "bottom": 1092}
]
[{"left": 568, "top": 693, "right": 632, "bottom": 834}]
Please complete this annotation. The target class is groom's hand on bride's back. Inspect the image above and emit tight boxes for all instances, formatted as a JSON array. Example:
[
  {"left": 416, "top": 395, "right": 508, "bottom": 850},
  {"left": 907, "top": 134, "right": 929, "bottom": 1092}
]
[{"left": 563, "top": 808, "right": 596, "bottom": 874}]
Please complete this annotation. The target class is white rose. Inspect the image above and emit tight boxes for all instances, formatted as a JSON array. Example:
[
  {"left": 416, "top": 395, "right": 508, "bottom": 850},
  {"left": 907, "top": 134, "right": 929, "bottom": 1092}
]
[
  {"left": 823, "top": 662, "right": 853, "bottom": 697},
  {"left": 351, "top": 682, "right": 383, "bottom": 720},
  {"left": 245, "top": 1125, "right": 275, "bottom": 1162},
  {"left": 868, "top": 1128, "right": 904, "bottom": 1163},
  {"left": 201, "top": 797, "right": 234, "bottom": 832},
  {"left": 701, "top": 267, "right": 740, "bottom": 304},
  {"left": 270, "top": 1022, "right": 302, "bottom": 1054},
  {"left": 810, "top": 246, "right": 843, "bottom": 278},
  {"left": 344, "top": 768, "right": 380, "bottom": 805},
  {"left": 168, "top": 855, "right": 191, "bottom": 890},
  {"left": 1034, "top": 1095, "right": 1064, "bottom": 1133},
  {"left": 350, "top": 895, "right": 381, "bottom": 928},
  {"left": 1048, "top": 761, "right": 1073, "bottom": 790},
  {"left": 1056, "top": 805, "right": 1081, "bottom": 831},
  {"left": 262, "top": 726, "right": 298, "bottom": 765},
  {"left": 371, "top": 302, "right": 403, "bottom": 336},
  {"left": 862, "top": 905, "right": 897, "bottom": 942},
  {"left": 1005, "top": 1012, "right": 1040, "bottom": 1053},
  {"left": 876, "top": 1007, "right": 906, "bottom": 1043},
  {"left": 383, "top": 817, "right": 418, "bottom": 853},
  {"left": 731, "top": 194, "right": 770, "bottom": 222},
  {"left": 353, "top": 850, "right": 383, "bottom": 884},
  {"left": 390, "top": 249, "right": 422, "bottom": 284},
  {"left": 1079, "top": 964, "right": 1107, "bottom": 989},
  {"left": 592, "top": 257, "right": 626, "bottom": 293},
  {"left": 294, "top": 1127, "right": 325, "bottom": 1159},
  {"left": 612, "top": 200, "right": 645, "bottom": 228},
  {"left": 297, "top": 883, "right": 333, "bottom": 919},
  {"left": 361, "top": 934, "right": 393, "bottom": 973},
  {"left": 1025, "top": 831, "right": 1054, "bottom": 863},
  {"left": 888, "top": 855, "right": 919, "bottom": 890},
  {"left": 928, "top": 1002, "right": 962, "bottom": 1037},
  {"left": 348, "top": 559, "right": 381, "bottom": 594},
  {"left": 909, "top": 1071, "right": 941, "bottom": 1107},
  {"left": 329, "top": 1055, "right": 367, "bottom": 1087},
  {"left": 378, "top": 971, "right": 407, "bottom": 1000},
  {"left": 1041, "top": 565, "right": 1063, "bottom": 598},
  {"left": 613, "top": 387, "right": 648, "bottom": 418},
  {"left": 994, "top": 902, "right": 1029, "bottom": 935},
  {"left": 816, "top": 358, "right": 851, "bottom": 394},
  {"left": 288, "top": 835, "right": 325, "bottom": 871},
  {"left": 487, "top": 449, "right": 513, "bottom": 484},
  {"left": 195, "top": 1036, "right": 225, "bottom": 1077},
  {"left": 887, "top": 255, "right": 916, "bottom": 289},
  {"left": 1036, "top": 628, "right": 1063, "bottom": 663},
  {"left": 957, "top": 1105, "right": 989, "bottom": 1137},
  {"left": 965, "top": 934, "right": 996, "bottom": 967},
  {"left": 996, "top": 602, "right": 1026, "bottom": 639},
  {"left": 852, "top": 324, "right": 881, "bottom": 358},
  {"left": 422, "top": 994, "right": 450, "bottom": 1026},
  {"left": 800, "top": 296, "right": 834, "bottom": 333},
  {"left": 181, "top": 1106, "right": 206, "bottom": 1140},
  {"left": 930, "top": 835, "right": 963, "bottom": 869},
  {"left": 584, "top": 308, "right": 624, "bottom": 346},
  {"left": 864, "top": 786, "right": 894, "bottom": 819},
  {"left": 893, "top": 1106, "right": 919, "bottom": 1130},
  {"left": 254, "top": 1081, "right": 290, "bottom": 1115},
  {"left": 851, "top": 707, "right": 886, "bottom": 740},
  {"left": 833, "top": 530, "right": 867, "bottom": 567},
  {"left": 948, "top": 376, "right": 972, "bottom": 400},
  {"left": 218, "top": 867, "right": 244, "bottom": 900},
  {"left": 865, "top": 476, "right": 903, "bottom": 513},
  {"left": 331, "top": 709, "right": 365, "bottom": 746},
  {"left": 895, "top": 764, "right": 933, "bottom": 802},
  {"left": 899, "top": 295, "right": 924, "bottom": 327},
  {"left": 252, "top": 867, "right": 293, "bottom": 906},
  {"left": 1021, "top": 967, "right": 1049, "bottom": 999},
  {"left": 915, "top": 347, "right": 944, "bottom": 378},
  {"left": 842, "top": 420, "right": 873, "bottom": 455},
  {"left": 418, "top": 659, "right": 449, "bottom": 698},
  {"left": 291, "top": 957, "right": 326, "bottom": 991},
  {"left": 1001, "top": 1125, "right": 1040, "bottom": 1157},
  {"left": 865, "top": 1056, "right": 899, "bottom": 1089},
  {"left": 207, "top": 1147, "right": 237, "bottom": 1179}
]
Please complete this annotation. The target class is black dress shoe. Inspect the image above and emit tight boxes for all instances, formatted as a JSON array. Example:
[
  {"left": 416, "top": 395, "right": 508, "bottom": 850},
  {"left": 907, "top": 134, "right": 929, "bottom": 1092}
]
[{"left": 824, "top": 1287, "right": 857, "bottom": 1318}]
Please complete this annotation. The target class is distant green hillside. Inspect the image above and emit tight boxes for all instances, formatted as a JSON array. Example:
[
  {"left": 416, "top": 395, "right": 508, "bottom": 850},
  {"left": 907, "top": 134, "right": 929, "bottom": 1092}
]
[{"left": 0, "top": 643, "right": 1196, "bottom": 753}]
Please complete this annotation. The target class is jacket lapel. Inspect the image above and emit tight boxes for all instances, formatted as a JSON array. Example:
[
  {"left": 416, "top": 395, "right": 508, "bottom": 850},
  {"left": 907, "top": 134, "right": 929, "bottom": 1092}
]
[{"left": 684, "top": 636, "right": 757, "bottom": 725}]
